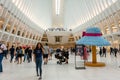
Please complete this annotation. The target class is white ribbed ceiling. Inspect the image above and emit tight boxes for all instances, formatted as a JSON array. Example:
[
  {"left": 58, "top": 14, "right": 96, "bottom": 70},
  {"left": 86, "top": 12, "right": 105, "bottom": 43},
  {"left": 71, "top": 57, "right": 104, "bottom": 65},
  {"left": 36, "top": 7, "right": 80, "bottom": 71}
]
[
  {"left": 64, "top": 0, "right": 117, "bottom": 30},
  {"left": 11, "top": 0, "right": 117, "bottom": 30}
]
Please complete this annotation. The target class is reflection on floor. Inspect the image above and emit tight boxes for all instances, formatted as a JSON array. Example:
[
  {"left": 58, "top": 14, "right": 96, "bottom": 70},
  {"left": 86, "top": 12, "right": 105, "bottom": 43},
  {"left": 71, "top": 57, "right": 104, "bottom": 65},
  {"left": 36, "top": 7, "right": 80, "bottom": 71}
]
[{"left": 0, "top": 53, "right": 120, "bottom": 80}]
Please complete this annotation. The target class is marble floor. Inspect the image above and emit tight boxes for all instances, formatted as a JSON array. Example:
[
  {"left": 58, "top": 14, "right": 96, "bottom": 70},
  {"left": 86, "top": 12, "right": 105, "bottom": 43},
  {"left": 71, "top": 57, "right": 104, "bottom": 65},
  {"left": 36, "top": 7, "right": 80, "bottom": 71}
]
[{"left": 0, "top": 53, "right": 120, "bottom": 80}]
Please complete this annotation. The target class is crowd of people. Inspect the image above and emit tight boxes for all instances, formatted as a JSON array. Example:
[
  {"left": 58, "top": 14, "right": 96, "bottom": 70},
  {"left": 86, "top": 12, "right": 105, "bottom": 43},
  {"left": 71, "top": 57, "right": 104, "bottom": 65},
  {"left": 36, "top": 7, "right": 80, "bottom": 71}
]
[
  {"left": 1, "top": 41, "right": 120, "bottom": 80},
  {"left": 0, "top": 42, "right": 50, "bottom": 79},
  {"left": 99, "top": 47, "right": 119, "bottom": 57},
  {"left": 0, "top": 42, "right": 70, "bottom": 79}
]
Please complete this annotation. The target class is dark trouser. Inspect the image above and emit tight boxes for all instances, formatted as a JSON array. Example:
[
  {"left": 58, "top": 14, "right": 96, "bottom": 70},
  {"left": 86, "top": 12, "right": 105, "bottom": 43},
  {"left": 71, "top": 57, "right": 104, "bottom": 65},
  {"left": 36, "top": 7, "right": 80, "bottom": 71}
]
[
  {"left": 10, "top": 54, "right": 14, "bottom": 63},
  {"left": 35, "top": 58, "right": 42, "bottom": 76},
  {"left": 0, "top": 54, "right": 3, "bottom": 72},
  {"left": 100, "top": 52, "right": 102, "bottom": 57},
  {"left": 15, "top": 54, "right": 18, "bottom": 62},
  {"left": 110, "top": 51, "right": 113, "bottom": 55},
  {"left": 103, "top": 52, "right": 106, "bottom": 57},
  {"left": 3, "top": 50, "right": 8, "bottom": 59},
  {"left": 115, "top": 52, "right": 117, "bottom": 57}
]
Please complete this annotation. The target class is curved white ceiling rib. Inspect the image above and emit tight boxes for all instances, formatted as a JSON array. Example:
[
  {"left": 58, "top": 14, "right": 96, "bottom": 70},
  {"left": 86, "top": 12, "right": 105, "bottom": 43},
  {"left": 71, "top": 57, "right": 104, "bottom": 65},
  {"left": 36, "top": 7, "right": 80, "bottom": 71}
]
[
  {"left": 64, "top": 0, "right": 117, "bottom": 30},
  {"left": 11, "top": 0, "right": 117, "bottom": 31},
  {"left": 12, "top": 0, "right": 52, "bottom": 30},
  {"left": 30, "top": 0, "right": 52, "bottom": 30}
]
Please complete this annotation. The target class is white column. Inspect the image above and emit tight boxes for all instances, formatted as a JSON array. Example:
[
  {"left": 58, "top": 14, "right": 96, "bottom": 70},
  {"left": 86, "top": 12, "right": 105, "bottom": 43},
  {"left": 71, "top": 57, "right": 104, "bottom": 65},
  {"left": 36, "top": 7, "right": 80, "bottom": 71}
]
[
  {"left": 23, "top": 26, "right": 28, "bottom": 37},
  {"left": 6, "top": 0, "right": 23, "bottom": 42},
  {"left": 13, "top": 0, "right": 30, "bottom": 42},
  {"left": 109, "top": 0, "right": 120, "bottom": 31},
  {"left": 0, "top": 0, "right": 14, "bottom": 40},
  {"left": 98, "top": 0, "right": 107, "bottom": 35},
  {"left": 27, "top": 30, "right": 31, "bottom": 39},
  {"left": 105, "top": 0, "right": 115, "bottom": 41}
]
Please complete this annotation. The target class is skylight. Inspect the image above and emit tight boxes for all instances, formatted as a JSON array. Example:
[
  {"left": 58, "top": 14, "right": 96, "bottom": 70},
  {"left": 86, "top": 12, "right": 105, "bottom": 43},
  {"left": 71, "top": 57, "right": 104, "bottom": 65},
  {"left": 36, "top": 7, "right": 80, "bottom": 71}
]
[{"left": 55, "top": 0, "right": 60, "bottom": 15}]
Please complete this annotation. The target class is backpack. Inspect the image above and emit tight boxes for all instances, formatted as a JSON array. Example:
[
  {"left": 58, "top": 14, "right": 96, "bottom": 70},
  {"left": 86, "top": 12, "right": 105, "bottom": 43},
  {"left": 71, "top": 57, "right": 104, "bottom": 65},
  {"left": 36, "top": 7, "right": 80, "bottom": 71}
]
[{"left": 18, "top": 49, "right": 23, "bottom": 54}]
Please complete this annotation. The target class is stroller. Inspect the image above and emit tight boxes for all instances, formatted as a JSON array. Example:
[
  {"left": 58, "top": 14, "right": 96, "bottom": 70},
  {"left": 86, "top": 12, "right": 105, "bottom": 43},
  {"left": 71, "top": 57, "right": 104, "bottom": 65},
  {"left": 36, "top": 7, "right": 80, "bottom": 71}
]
[{"left": 55, "top": 52, "right": 66, "bottom": 64}]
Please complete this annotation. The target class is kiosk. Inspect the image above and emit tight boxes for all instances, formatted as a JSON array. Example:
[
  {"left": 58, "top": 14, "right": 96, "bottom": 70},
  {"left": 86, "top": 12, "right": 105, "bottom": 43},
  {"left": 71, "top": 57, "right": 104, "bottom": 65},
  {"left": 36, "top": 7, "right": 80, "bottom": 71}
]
[
  {"left": 75, "top": 44, "right": 86, "bottom": 69},
  {"left": 76, "top": 27, "right": 110, "bottom": 67}
]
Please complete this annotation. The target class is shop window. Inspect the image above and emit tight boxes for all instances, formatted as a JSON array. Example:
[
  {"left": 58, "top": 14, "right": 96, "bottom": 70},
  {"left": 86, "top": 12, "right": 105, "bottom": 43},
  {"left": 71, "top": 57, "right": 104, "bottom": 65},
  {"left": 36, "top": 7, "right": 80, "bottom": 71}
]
[
  {"left": 26, "top": 32, "right": 29, "bottom": 38},
  {"left": 33, "top": 36, "right": 35, "bottom": 39},
  {"left": 0, "top": 21, "right": 3, "bottom": 30},
  {"left": 22, "top": 32, "right": 25, "bottom": 37},
  {"left": 5, "top": 24, "right": 11, "bottom": 32},
  {"left": 55, "top": 36, "right": 62, "bottom": 42},
  {"left": 112, "top": 27, "right": 118, "bottom": 32},
  {"left": 30, "top": 34, "right": 32, "bottom": 39},
  {"left": 17, "top": 31, "right": 21, "bottom": 35},
  {"left": 12, "top": 29, "right": 15, "bottom": 34}
]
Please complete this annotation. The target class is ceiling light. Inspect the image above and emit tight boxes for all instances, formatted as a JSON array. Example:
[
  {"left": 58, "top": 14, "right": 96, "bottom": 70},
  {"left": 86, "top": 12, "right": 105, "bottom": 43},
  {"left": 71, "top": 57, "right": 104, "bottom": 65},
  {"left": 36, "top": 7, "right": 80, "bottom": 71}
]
[{"left": 56, "top": 0, "right": 60, "bottom": 15}]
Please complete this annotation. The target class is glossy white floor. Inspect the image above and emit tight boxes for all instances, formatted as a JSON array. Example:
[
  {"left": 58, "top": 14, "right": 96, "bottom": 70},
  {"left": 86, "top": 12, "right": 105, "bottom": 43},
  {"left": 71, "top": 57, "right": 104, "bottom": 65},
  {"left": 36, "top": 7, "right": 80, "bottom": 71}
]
[{"left": 1, "top": 53, "right": 120, "bottom": 80}]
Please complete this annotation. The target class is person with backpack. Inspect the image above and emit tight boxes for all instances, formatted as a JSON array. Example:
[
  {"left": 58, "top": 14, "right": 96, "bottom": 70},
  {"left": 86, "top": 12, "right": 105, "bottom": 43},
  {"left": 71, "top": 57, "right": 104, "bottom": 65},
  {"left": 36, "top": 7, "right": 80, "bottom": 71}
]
[{"left": 17, "top": 46, "right": 23, "bottom": 64}]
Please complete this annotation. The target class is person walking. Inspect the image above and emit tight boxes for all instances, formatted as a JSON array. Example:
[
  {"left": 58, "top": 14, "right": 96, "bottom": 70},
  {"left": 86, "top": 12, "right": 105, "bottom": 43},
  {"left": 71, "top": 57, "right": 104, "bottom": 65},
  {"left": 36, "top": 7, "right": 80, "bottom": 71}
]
[
  {"left": 0, "top": 42, "right": 4, "bottom": 72},
  {"left": 110, "top": 47, "right": 113, "bottom": 55},
  {"left": 1, "top": 42, "right": 7, "bottom": 59},
  {"left": 17, "top": 46, "right": 23, "bottom": 64},
  {"left": 102, "top": 47, "right": 107, "bottom": 57},
  {"left": 49, "top": 47, "right": 53, "bottom": 60},
  {"left": 99, "top": 47, "right": 102, "bottom": 57},
  {"left": 43, "top": 43, "right": 49, "bottom": 65},
  {"left": 33, "top": 42, "right": 44, "bottom": 79},
  {"left": 14, "top": 46, "right": 19, "bottom": 63},
  {"left": 23, "top": 46, "right": 29, "bottom": 62},
  {"left": 64, "top": 49, "right": 69, "bottom": 64},
  {"left": 114, "top": 47, "right": 118, "bottom": 57},
  {"left": 83, "top": 46, "right": 89, "bottom": 62},
  {"left": 9, "top": 45, "right": 15, "bottom": 63},
  {"left": 28, "top": 47, "right": 32, "bottom": 63}
]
